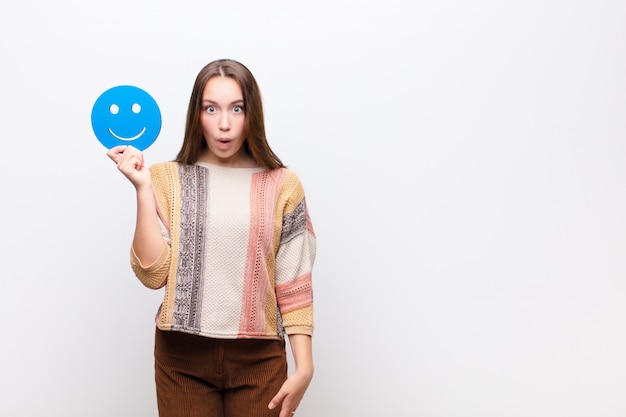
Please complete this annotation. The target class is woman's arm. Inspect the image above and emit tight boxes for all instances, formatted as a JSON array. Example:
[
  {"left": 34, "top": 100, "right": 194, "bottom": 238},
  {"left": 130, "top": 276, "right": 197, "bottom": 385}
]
[
  {"left": 268, "top": 334, "right": 314, "bottom": 417},
  {"left": 107, "top": 145, "right": 165, "bottom": 265}
]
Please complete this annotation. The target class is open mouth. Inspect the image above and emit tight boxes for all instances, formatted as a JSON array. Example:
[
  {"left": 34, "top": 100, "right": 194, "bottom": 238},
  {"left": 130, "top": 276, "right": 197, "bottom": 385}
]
[{"left": 109, "top": 127, "right": 146, "bottom": 141}]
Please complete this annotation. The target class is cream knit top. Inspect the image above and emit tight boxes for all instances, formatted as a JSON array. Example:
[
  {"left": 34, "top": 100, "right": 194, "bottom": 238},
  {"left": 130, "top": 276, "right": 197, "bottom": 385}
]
[{"left": 130, "top": 161, "right": 316, "bottom": 340}]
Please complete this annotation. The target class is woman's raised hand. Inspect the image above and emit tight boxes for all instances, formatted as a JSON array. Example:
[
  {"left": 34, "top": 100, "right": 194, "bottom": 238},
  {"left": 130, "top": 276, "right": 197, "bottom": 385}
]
[{"left": 106, "top": 145, "right": 151, "bottom": 188}]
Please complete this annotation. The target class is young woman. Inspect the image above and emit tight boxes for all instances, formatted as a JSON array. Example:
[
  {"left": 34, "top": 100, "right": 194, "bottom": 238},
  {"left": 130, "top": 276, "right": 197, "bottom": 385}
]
[{"left": 107, "top": 59, "right": 316, "bottom": 417}]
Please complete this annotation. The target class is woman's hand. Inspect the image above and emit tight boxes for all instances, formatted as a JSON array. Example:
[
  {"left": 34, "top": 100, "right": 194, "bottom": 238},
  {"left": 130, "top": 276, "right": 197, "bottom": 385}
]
[
  {"left": 268, "top": 369, "right": 313, "bottom": 417},
  {"left": 106, "top": 145, "right": 150, "bottom": 189}
]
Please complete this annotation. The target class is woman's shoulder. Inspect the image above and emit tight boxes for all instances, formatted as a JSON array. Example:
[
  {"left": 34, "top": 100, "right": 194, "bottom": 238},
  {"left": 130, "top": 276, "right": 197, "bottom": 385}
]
[
  {"left": 147, "top": 161, "right": 180, "bottom": 194},
  {"left": 268, "top": 166, "right": 298, "bottom": 182},
  {"left": 149, "top": 161, "right": 179, "bottom": 175},
  {"left": 149, "top": 160, "right": 178, "bottom": 168},
  {"left": 269, "top": 167, "right": 307, "bottom": 198}
]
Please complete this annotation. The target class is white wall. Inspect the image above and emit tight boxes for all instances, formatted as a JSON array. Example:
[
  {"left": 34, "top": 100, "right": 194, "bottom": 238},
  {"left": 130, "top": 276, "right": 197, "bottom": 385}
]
[{"left": 1, "top": 1, "right": 625, "bottom": 416}]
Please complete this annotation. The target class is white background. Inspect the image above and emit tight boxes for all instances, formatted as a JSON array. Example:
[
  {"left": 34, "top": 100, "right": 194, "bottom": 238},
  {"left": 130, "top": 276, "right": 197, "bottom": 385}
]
[{"left": 1, "top": 1, "right": 625, "bottom": 416}]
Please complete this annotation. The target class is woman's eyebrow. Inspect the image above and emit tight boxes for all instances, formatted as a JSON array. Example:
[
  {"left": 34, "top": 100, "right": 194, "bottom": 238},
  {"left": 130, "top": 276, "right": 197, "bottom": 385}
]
[{"left": 202, "top": 99, "right": 244, "bottom": 104}]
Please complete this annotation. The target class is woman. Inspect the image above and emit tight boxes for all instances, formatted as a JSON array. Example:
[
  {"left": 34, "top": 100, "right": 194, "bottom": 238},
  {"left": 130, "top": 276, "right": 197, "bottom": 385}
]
[{"left": 107, "top": 59, "right": 316, "bottom": 417}]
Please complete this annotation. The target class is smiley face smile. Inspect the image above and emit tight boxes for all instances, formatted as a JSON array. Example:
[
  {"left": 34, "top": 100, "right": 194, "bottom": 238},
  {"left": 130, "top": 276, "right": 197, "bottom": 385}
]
[{"left": 108, "top": 127, "right": 147, "bottom": 141}]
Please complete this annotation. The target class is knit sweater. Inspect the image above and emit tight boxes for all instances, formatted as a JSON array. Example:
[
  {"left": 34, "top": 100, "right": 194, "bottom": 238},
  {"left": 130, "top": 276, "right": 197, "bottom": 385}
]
[{"left": 130, "top": 161, "right": 316, "bottom": 340}]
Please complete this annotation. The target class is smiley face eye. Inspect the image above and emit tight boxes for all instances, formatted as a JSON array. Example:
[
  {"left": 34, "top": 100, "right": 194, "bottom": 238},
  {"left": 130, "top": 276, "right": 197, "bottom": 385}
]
[
  {"left": 110, "top": 104, "right": 119, "bottom": 115},
  {"left": 132, "top": 103, "right": 141, "bottom": 114}
]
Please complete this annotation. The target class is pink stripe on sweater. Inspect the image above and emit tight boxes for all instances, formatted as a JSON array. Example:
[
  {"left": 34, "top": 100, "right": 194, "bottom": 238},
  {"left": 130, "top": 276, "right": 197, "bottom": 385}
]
[
  {"left": 239, "top": 170, "right": 285, "bottom": 335},
  {"left": 276, "top": 273, "right": 313, "bottom": 313}
]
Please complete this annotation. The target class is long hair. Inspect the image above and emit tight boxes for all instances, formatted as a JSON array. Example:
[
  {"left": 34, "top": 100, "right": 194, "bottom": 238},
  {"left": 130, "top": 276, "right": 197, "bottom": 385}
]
[{"left": 175, "top": 59, "right": 285, "bottom": 170}]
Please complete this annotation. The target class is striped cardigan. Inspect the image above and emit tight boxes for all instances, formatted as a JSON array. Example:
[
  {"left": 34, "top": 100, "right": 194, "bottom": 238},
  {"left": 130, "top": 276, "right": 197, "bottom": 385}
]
[{"left": 130, "top": 161, "right": 316, "bottom": 339}]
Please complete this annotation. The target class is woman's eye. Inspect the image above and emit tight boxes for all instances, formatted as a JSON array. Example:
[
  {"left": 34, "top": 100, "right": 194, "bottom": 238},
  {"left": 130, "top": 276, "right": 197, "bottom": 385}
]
[
  {"left": 233, "top": 105, "right": 243, "bottom": 113},
  {"left": 205, "top": 106, "right": 216, "bottom": 113}
]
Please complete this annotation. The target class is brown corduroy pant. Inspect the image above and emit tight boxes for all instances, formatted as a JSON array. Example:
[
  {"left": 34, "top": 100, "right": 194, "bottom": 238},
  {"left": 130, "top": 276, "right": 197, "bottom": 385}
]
[{"left": 154, "top": 328, "right": 288, "bottom": 417}]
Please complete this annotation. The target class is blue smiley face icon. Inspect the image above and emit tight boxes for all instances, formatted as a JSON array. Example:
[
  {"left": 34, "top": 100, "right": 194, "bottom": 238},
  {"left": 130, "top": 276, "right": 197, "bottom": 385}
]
[{"left": 91, "top": 85, "right": 161, "bottom": 151}]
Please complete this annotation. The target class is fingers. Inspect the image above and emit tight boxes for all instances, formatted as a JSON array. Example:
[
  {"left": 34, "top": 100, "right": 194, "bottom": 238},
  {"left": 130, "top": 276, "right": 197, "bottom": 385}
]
[
  {"left": 268, "top": 390, "right": 287, "bottom": 411},
  {"left": 106, "top": 146, "right": 143, "bottom": 170},
  {"left": 106, "top": 145, "right": 149, "bottom": 187},
  {"left": 279, "top": 403, "right": 298, "bottom": 417},
  {"left": 106, "top": 145, "right": 128, "bottom": 162},
  {"left": 268, "top": 389, "right": 298, "bottom": 417},
  {"left": 125, "top": 149, "right": 144, "bottom": 171},
  {"left": 279, "top": 406, "right": 297, "bottom": 417}
]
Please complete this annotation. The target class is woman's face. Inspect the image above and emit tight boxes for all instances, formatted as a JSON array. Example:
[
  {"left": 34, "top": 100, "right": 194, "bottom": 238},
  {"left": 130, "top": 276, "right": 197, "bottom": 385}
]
[{"left": 198, "top": 76, "right": 249, "bottom": 167}]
